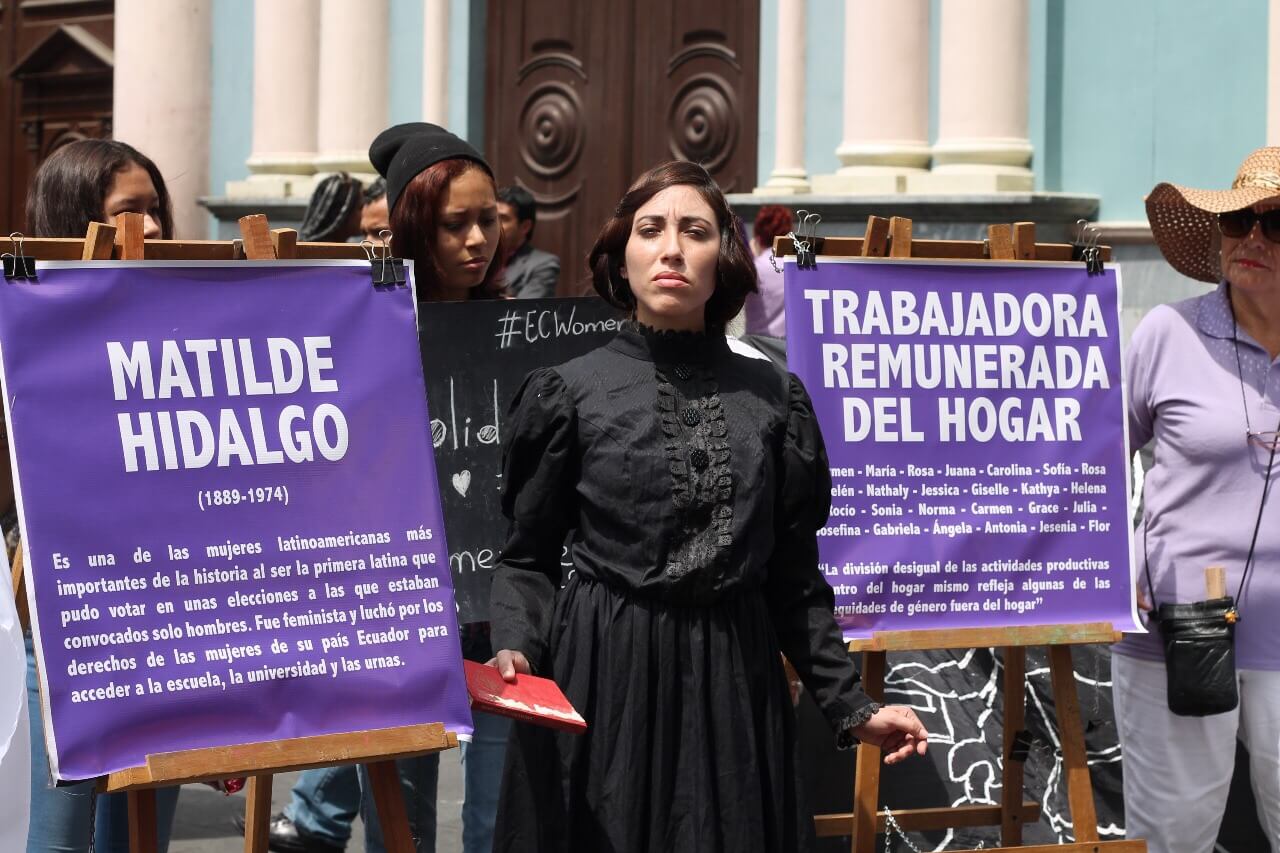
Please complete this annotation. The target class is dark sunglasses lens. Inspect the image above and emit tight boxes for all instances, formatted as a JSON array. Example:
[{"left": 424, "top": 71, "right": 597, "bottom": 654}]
[
  {"left": 1260, "top": 211, "right": 1280, "bottom": 242},
  {"left": 1219, "top": 210, "right": 1255, "bottom": 238}
]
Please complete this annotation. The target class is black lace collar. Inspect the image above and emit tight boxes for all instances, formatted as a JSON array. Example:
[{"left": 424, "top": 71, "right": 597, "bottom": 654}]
[{"left": 609, "top": 320, "right": 730, "bottom": 363}]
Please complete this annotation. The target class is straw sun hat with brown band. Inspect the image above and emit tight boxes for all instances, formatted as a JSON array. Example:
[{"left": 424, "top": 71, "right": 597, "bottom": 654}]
[{"left": 1146, "top": 146, "right": 1280, "bottom": 283}]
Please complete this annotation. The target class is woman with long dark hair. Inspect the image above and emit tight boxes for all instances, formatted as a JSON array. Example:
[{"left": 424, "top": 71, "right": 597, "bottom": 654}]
[
  {"left": 489, "top": 160, "right": 927, "bottom": 852},
  {"left": 21, "top": 138, "right": 179, "bottom": 853},
  {"left": 26, "top": 138, "right": 172, "bottom": 240}
]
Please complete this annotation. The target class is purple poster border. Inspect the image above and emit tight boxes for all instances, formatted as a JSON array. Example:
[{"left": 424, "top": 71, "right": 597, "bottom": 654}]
[
  {"left": 1, "top": 261, "right": 472, "bottom": 780},
  {"left": 784, "top": 258, "right": 1142, "bottom": 640}
]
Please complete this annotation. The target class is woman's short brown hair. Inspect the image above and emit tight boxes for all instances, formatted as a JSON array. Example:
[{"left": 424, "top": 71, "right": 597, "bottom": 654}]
[
  {"left": 390, "top": 158, "right": 506, "bottom": 301},
  {"left": 588, "top": 161, "right": 756, "bottom": 328}
]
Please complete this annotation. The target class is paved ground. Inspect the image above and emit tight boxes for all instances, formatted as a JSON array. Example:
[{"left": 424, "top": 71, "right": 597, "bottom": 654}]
[{"left": 168, "top": 751, "right": 465, "bottom": 853}]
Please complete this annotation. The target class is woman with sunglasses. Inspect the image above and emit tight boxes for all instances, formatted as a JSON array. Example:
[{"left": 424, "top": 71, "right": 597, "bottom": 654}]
[{"left": 1122, "top": 147, "right": 1280, "bottom": 852}]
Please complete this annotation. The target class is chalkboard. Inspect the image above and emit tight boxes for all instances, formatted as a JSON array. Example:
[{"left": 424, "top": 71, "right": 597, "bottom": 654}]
[{"left": 418, "top": 297, "right": 623, "bottom": 623}]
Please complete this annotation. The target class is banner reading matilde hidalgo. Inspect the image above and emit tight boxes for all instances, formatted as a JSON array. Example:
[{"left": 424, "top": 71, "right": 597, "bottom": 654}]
[
  {"left": 785, "top": 259, "right": 1140, "bottom": 639},
  {"left": 0, "top": 262, "right": 471, "bottom": 780}
]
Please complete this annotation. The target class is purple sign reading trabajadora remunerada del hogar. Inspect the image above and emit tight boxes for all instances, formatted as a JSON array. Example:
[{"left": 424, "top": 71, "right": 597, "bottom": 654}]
[
  {"left": 784, "top": 259, "right": 1141, "bottom": 640},
  {"left": 0, "top": 262, "right": 471, "bottom": 781}
]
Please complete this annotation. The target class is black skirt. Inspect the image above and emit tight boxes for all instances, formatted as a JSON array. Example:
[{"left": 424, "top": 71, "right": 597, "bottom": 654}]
[{"left": 493, "top": 573, "right": 816, "bottom": 853}]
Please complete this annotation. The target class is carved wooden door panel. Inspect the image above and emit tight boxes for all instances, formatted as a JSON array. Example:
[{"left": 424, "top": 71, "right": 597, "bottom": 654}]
[
  {"left": 0, "top": 1, "right": 114, "bottom": 233},
  {"left": 485, "top": 0, "right": 635, "bottom": 293},
  {"left": 485, "top": 0, "right": 759, "bottom": 294},
  {"left": 630, "top": 0, "right": 759, "bottom": 195}
]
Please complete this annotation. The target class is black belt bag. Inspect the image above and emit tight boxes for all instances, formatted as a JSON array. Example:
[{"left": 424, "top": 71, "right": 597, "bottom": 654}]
[
  {"left": 1152, "top": 597, "right": 1238, "bottom": 716},
  {"left": 1143, "top": 433, "right": 1276, "bottom": 717}
]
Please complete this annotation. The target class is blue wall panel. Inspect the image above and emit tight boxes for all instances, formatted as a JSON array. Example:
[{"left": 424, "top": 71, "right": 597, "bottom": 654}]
[
  {"left": 208, "top": 0, "right": 255, "bottom": 236},
  {"left": 1051, "top": 0, "right": 1265, "bottom": 220},
  {"left": 804, "top": 0, "right": 845, "bottom": 181},
  {"left": 758, "top": 0, "right": 844, "bottom": 187},
  {"left": 389, "top": 0, "right": 426, "bottom": 125}
]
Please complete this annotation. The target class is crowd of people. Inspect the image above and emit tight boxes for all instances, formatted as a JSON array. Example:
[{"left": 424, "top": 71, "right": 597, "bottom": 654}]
[
  {"left": 12, "top": 124, "right": 920, "bottom": 853},
  {"left": 8, "top": 119, "right": 1280, "bottom": 853}
]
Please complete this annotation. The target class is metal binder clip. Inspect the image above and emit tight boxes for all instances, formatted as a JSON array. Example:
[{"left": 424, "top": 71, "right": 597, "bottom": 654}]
[
  {"left": 803, "top": 211, "right": 822, "bottom": 268},
  {"left": 362, "top": 229, "right": 405, "bottom": 286},
  {"left": 1071, "top": 219, "right": 1104, "bottom": 276},
  {"left": 786, "top": 210, "right": 809, "bottom": 271},
  {"left": 789, "top": 210, "right": 822, "bottom": 271},
  {"left": 2, "top": 233, "right": 36, "bottom": 280},
  {"left": 1008, "top": 729, "right": 1034, "bottom": 763}
]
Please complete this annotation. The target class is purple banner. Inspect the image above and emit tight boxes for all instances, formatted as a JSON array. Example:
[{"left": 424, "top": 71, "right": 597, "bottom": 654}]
[
  {"left": 0, "top": 262, "right": 471, "bottom": 780},
  {"left": 785, "top": 260, "right": 1139, "bottom": 639}
]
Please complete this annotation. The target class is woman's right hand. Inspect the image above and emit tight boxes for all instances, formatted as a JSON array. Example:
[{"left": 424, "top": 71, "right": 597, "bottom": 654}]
[
  {"left": 851, "top": 705, "right": 929, "bottom": 765},
  {"left": 487, "top": 649, "right": 532, "bottom": 684},
  {"left": 1136, "top": 582, "right": 1152, "bottom": 612}
]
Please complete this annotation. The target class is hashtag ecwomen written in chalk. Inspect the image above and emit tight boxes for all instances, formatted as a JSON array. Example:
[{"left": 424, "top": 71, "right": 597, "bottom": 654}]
[{"left": 492, "top": 306, "right": 623, "bottom": 349}]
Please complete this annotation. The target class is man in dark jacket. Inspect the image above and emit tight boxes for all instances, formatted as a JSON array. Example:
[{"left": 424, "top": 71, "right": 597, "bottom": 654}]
[{"left": 497, "top": 186, "right": 560, "bottom": 298}]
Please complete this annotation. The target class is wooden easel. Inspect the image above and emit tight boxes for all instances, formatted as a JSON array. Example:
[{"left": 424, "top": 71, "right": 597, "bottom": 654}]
[
  {"left": 10, "top": 213, "right": 453, "bottom": 853},
  {"left": 777, "top": 217, "right": 1143, "bottom": 853}
]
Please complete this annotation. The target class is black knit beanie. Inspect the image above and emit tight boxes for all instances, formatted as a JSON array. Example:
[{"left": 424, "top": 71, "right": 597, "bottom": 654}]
[{"left": 368, "top": 122, "right": 492, "bottom": 214}]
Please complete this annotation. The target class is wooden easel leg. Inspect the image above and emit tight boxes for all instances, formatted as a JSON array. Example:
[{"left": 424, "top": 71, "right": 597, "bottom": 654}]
[
  {"left": 1000, "top": 646, "right": 1027, "bottom": 846},
  {"left": 1048, "top": 645, "right": 1100, "bottom": 842},
  {"left": 127, "top": 788, "right": 158, "bottom": 853},
  {"left": 852, "top": 650, "right": 886, "bottom": 853},
  {"left": 243, "top": 774, "right": 273, "bottom": 853},
  {"left": 368, "top": 759, "right": 416, "bottom": 853}
]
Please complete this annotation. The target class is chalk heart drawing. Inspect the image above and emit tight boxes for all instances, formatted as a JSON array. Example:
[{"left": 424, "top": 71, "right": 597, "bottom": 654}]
[{"left": 452, "top": 470, "right": 472, "bottom": 497}]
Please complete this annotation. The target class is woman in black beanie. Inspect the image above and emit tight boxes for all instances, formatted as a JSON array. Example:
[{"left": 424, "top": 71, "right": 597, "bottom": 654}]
[
  {"left": 355, "top": 123, "right": 509, "bottom": 853},
  {"left": 369, "top": 122, "right": 505, "bottom": 301}
]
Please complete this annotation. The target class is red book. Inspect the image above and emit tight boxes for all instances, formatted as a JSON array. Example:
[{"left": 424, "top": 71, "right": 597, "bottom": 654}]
[{"left": 464, "top": 660, "right": 588, "bottom": 734}]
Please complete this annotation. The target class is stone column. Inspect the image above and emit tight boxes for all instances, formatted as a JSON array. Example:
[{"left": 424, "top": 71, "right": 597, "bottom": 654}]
[
  {"left": 314, "top": 0, "right": 389, "bottom": 178},
  {"left": 422, "top": 0, "right": 450, "bottom": 125},
  {"left": 113, "top": 0, "right": 212, "bottom": 238},
  {"left": 230, "top": 0, "right": 320, "bottom": 200},
  {"left": 812, "top": 0, "right": 930, "bottom": 194},
  {"left": 914, "top": 0, "right": 1033, "bottom": 192},
  {"left": 755, "top": 0, "right": 809, "bottom": 194}
]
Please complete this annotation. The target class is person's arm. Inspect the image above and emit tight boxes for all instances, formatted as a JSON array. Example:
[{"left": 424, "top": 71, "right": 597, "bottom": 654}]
[
  {"left": 1125, "top": 309, "right": 1159, "bottom": 454},
  {"left": 489, "top": 368, "right": 578, "bottom": 678},
  {"left": 1124, "top": 308, "right": 1161, "bottom": 613},
  {"left": 763, "top": 375, "right": 926, "bottom": 762},
  {"left": 0, "top": 419, "right": 13, "bottom": 520}
]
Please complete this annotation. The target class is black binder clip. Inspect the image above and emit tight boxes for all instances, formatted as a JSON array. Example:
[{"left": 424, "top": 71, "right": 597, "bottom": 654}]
[
  {"left": 1071, "top": 219, "right": 1104, "bottom": 276},
  {"left": 789, "top": 210, "right": 822, "bottom": 271},
  {"left": 363, "top": 229, "right": 405, "bottom": 286},
  {"left": 1008, "top": 728, "right": 1033, "bottom": 763},
  {"left": 2, "top": 233, "right": 36, "bottom": 280}
]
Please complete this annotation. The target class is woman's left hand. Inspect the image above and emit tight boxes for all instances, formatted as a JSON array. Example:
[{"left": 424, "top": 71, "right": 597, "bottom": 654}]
[{"left": 852, "top": 706, "right": 929, "bottom": 765}]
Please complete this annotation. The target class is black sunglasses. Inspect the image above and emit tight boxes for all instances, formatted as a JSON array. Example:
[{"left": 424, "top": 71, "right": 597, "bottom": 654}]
[{"left": 1218, "top": 208, "right": 1280, "bottom": 242}]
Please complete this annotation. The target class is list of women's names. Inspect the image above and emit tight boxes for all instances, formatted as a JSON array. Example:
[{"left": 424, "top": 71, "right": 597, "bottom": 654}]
[
  {"left": 785, "top": 261, "right": 1138, "bottom": 636},
  {"left": 1, "top": 264, "right": 473, "bottom": 779}
]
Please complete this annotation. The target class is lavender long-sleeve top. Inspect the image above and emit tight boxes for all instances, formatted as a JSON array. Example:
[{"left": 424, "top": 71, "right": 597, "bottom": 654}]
[
  {"left": 744, "top": 252, "right": 787, "bottom": 337},
  {"left": 1117, "top": 283, "right": 1280, "bottom": 669}
]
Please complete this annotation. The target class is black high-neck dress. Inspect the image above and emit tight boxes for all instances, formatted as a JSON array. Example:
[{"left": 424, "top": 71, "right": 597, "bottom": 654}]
[{"left": 490, "top": 323, "right": 877, "bottom": 853}]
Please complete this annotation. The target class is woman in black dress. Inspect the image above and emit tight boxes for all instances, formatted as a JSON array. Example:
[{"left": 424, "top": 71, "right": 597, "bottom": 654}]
[{"left": 489, "top": 161, "right": 927, "bottom": 852}]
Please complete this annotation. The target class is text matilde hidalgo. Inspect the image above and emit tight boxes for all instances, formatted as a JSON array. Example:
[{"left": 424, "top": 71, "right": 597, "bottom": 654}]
[
  {"left": 804, "top": 288, "right": 1110, "bottom": 443},
  {"left": 107, "top": 336, "right": 349, "bottom": 473}
]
